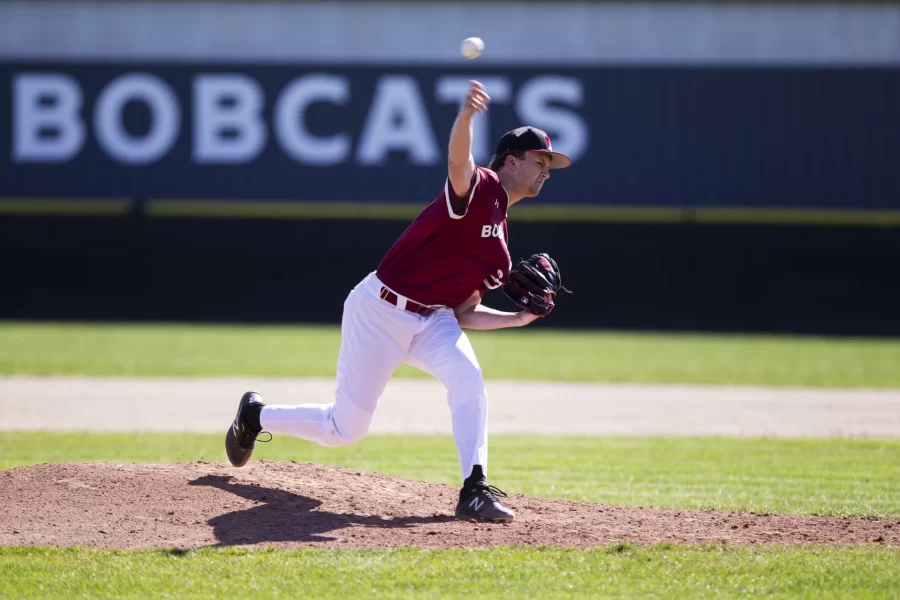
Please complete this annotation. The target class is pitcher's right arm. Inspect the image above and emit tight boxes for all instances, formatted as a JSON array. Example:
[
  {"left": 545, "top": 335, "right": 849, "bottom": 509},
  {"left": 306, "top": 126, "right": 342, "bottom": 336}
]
[{"left": 447, "top": 80, "right": 489, "bottom": 198}]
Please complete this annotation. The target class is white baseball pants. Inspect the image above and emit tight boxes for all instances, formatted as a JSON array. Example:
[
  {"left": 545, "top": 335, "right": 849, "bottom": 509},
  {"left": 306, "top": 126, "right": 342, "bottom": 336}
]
[{"left": 259, "top": 272, "right": 489, "bottom": 480}]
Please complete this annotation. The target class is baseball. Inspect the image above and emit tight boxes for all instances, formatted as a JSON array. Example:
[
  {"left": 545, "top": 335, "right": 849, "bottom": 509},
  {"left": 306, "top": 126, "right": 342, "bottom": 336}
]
[{"left": 460, "top": 37, "right": 484, "bottom": 59}]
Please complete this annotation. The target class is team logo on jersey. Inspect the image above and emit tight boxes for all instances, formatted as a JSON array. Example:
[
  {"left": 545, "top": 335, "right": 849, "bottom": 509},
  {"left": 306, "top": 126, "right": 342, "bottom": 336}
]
[
  {"left": 483, "top": 269, "right": 504, "bottom": 290},
  {"left": 481, "top": 224, "right": 504, "bottom": 240}
]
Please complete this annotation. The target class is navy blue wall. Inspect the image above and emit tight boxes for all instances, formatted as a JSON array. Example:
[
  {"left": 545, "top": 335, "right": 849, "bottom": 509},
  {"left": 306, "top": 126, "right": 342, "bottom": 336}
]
[
  {"left": 3, "top": 215, "right": 900, "bottom": 335},
  {"left": 3, "top": 62, "right": 899, "bottom": 211},
  {"left": 4, "top": 62, "right": 900, "bottom": 334}
]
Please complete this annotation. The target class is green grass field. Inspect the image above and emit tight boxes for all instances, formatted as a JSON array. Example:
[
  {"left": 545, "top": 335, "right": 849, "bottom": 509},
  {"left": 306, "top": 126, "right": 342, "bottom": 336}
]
[
  {"left": 3, "top": 321, "right": 900, "bottom": 387},
  {"left": 3, "top": 545, "right": 898, "bottom": 600},
  {"left": 2, "top": 436, "right": 899, "bottom": 599},
  {"left": 2, "top": 322, "right": 899, "bottom": 598},
  {"left": 3, "top": 433, "right": 899, "bottom": 519}
]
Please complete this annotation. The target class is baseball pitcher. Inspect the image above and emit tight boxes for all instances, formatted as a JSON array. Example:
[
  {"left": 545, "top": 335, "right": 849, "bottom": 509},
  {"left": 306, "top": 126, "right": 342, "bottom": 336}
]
[{"left": 225, "top": 80, "right": 570, "bottom": 522}]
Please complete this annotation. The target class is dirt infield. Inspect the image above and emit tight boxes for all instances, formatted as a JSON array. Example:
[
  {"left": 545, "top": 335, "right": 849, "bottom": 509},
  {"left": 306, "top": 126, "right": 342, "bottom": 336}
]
[
  {"left": 1, "top": 461, "right": 897, "bottom": 550},
  {"left": 4, "top": 378, "right": 898, "bottom": 550},
  {"left": 4, "top": 376, "right": 900, "bottom": 436}
]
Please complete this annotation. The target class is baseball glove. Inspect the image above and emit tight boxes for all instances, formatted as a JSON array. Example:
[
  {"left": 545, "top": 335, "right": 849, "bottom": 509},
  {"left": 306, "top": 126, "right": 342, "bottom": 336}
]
[{"left": 502, "top": 253, "right": 569, "bottom": 317}]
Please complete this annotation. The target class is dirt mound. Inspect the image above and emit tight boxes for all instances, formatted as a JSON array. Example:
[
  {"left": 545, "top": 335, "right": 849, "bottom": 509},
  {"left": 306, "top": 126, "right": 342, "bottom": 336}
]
[{"left": 1, "top": 462, "right": 897, "bottom": 549}]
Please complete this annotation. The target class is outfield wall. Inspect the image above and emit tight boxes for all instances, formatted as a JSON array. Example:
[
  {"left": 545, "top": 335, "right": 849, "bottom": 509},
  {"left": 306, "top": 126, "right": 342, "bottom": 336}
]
[
  {"left": 3, "top": 1, "right": 899, "bottom": 334},
  {"left": 3, "top": 215, "right": 900, "bottom": 335},
  {"left": 4, "top": 1, "right": 900, "bottom": 218},
  {"left": 3, "top": 62, "right": 899, "bottom": 215}
]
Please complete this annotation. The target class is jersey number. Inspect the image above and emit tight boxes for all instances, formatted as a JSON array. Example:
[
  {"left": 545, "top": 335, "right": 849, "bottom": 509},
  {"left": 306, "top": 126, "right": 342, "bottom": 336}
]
[{"left": 483, "top": 269, "right": 504, "bottom": 290}]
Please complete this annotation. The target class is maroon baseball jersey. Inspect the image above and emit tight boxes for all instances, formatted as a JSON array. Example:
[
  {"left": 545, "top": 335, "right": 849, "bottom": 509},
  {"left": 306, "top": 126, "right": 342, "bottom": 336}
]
[{"left": 376, "top": 166, "right": 511, "bottom": 308}]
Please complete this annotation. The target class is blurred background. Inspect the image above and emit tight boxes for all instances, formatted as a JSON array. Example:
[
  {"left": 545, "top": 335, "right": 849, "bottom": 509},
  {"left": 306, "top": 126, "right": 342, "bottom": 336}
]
[{"left": 2, "top": 0, "right": 899, "bottom": 335}]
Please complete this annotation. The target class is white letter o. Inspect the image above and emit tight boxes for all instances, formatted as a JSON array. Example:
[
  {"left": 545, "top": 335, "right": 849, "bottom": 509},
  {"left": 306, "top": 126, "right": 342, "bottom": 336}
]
[{"left": 95, "top": 73, "right": 180, "bottom": 165}]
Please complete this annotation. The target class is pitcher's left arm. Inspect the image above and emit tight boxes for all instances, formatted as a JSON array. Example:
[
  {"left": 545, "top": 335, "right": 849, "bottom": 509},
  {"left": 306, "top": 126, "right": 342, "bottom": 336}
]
[{"left": 453, "top": 291, "right": 539, "bottom": 330}]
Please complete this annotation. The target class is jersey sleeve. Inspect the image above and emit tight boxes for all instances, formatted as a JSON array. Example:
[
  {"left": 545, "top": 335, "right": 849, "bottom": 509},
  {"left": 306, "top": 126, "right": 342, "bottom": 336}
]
[
  {"left": 478, "top": 269, "right": 505, "bottom": 294},
  {"left": 444, "top": 167, "right": 483, "bottom": 219}
]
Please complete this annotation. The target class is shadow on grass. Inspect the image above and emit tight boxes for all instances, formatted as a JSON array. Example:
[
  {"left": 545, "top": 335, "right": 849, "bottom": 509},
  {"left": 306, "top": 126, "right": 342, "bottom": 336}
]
[{"left": 188, "top": 475, "right": 455, "bottom": 546}]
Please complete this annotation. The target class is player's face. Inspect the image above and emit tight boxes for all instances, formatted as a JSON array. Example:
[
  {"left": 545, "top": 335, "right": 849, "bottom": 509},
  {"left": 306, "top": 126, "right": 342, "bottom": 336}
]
[{"left": 517, "top": 152, "right": 551, "bottom": 197}]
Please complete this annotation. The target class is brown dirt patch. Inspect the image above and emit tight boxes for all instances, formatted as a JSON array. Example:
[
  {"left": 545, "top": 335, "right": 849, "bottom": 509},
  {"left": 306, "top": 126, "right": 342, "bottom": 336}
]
[{"left": 1, "top": 461, "right": 897, "bottom": 549}]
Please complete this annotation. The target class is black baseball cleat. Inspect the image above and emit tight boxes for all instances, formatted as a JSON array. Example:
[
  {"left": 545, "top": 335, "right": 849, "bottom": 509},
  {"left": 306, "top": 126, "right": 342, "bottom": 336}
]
[
  {"left": 225, "top": 391, "right": 269, "bottom": 467},
  {"left": 455, "top": 483, "right": 515, "bottom": 522}
]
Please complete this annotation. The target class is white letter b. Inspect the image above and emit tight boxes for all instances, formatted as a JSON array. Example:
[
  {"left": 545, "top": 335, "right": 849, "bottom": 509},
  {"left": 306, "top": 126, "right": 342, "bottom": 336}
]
[
  {"left": 13, "top": 73, "right": 85, "bottom": 163},
  {"left": 194, "top": 74, "right": 267, "bottom": 163}
]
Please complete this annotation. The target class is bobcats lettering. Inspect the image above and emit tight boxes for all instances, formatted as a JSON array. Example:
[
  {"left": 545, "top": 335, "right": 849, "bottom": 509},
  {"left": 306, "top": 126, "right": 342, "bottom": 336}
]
[
  {"left": 480, "top": 224, "right": 504, "bottom": 240},
  {"left": 11, "top": 72, "right": 588, "bottom": 167}
]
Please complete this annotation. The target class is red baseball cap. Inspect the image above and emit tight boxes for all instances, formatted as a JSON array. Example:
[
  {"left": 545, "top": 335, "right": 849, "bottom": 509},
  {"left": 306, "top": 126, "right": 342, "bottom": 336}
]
[{"left": 495, "top": 126, "right": 572, "bottom": 169}]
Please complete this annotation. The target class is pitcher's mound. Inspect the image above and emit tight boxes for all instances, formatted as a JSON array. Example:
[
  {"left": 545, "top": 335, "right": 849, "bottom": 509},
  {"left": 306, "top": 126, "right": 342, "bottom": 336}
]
[{"left": 1, "top": 461, "right": 896, "bottom": 549}]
